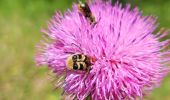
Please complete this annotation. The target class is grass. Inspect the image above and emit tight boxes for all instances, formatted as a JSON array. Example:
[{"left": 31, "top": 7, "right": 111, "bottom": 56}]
[{"left": 0, "top": 0, "right": 169, "bottom": 100}]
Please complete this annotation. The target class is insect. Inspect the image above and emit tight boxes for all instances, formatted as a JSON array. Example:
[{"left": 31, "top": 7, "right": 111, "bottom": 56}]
[
  {"left": 66, "top": 53, "right": 96, "bottom": 71},
  {"left": 78, "top": 1, "right": 96, "bottom": 24}
]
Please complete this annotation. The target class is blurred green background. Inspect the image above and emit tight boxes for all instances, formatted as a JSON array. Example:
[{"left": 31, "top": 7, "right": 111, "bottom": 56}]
[{"left": 0, "top": 0, "right": 170, "bottom": 100}]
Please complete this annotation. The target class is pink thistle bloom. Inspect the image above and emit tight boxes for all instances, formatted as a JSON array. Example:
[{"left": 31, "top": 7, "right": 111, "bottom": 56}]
[{"left": 35, "top": 0, "right": 170, "bottom": 100}]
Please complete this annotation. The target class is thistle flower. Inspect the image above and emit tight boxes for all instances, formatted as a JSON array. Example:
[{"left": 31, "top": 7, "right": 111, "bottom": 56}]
[{"left": 35, "top": 0, "right": 170, "bottom": 99}]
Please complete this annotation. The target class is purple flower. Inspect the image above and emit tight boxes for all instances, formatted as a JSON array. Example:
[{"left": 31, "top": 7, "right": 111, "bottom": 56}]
[{"left": 35, "top": 0, "right": 170, "bottom": 100}]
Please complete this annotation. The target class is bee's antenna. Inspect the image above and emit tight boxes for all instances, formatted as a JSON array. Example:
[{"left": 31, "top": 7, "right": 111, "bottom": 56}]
[
  {"left": 64, "top": 43, "right": 83, "bottom": 54},
  {"left": 71, "top": 43, "right": 83, "bottom": 53}
]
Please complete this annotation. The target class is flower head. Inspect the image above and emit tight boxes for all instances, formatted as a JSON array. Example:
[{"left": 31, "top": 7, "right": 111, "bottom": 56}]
[{"left": 36, "top": 0, "right": 170, "bottom": 99}]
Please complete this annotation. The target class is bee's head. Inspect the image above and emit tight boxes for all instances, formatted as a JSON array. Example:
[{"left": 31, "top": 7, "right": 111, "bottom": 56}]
[{"left": 66, "top": 53, "right": 92, "bottom": 71}]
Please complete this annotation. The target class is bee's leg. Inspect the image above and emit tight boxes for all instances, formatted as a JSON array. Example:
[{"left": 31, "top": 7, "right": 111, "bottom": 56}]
[
  {"left": 85, "top": 66, "right": 91, "bottom": 73},
  {"left": 89, "top": 66, "right": 92, "bottom": 71}
]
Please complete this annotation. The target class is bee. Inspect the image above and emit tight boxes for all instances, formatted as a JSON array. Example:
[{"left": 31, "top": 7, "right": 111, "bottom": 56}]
[
  {"left": 66, "top": 53, "right": 96, "bottom": 71},
  {"left": 78, "top": 1, "right": 96, "bottom": 24}
]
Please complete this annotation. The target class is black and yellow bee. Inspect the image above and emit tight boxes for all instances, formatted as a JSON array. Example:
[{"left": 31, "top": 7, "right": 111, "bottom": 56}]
[
  {"left": 78, "top": 1, "right": 96, "bottom": 24},
  {"left": 66, "top": 54, "right": 96, "bottom": 71}
]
